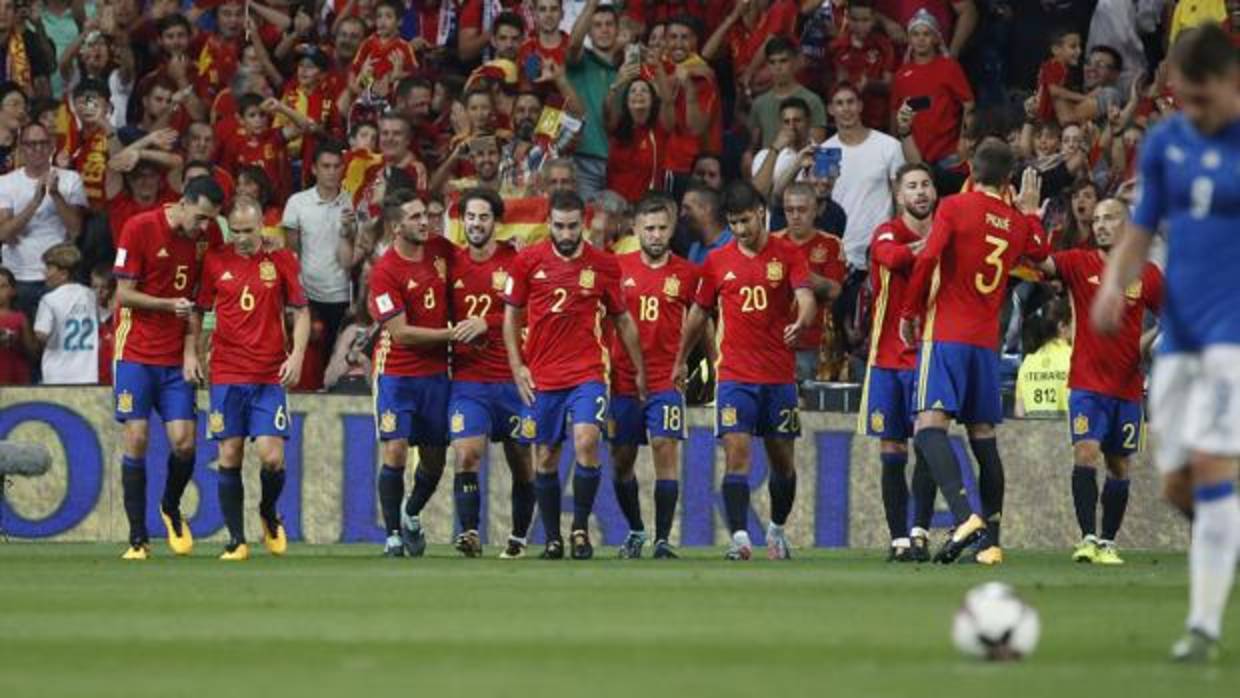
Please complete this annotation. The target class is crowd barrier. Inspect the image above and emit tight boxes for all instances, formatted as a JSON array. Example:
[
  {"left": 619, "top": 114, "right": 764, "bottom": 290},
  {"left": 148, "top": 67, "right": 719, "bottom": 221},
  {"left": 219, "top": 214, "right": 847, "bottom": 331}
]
[{"left": 0, "top": 388, "right": 1188, "bottom": 549}]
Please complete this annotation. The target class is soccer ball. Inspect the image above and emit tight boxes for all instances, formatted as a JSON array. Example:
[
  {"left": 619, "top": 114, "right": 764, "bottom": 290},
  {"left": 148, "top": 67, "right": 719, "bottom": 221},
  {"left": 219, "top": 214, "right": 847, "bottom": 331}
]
[{"left": 951, "top": 582, "right": 1041, "bottom": 661}]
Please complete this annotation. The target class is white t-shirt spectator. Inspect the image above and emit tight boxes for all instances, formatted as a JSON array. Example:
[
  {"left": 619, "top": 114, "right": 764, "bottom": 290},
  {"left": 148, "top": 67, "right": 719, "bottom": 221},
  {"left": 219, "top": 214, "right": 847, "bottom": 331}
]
[
  {"left": 751, "top": 147, "right": 804, "bottom": 189},
  {"left": 35, "top": 282, "right": 99, "bottom": 384},
  {"left": 826, "top": 130, "right": 905, "bottom": 270},
  {"left": 282, "top": 187, "right": 353, "bottom": 304},
  {"left": 0, "top": 168, "right": 88, "bottom": 281}
]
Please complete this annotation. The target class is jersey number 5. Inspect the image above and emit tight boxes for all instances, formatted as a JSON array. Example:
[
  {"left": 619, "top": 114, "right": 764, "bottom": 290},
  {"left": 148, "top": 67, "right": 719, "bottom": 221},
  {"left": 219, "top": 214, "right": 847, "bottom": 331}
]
[{"left": 974, "top": 235, "right": 1010, "bottom": 295}]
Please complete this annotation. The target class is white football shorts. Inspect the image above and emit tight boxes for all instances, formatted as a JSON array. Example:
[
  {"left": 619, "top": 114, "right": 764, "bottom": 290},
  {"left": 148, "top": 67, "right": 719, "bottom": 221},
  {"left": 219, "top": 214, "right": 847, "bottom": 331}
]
[{"left": 1149, "top": 344, "right": 1240, "bottom": 473}]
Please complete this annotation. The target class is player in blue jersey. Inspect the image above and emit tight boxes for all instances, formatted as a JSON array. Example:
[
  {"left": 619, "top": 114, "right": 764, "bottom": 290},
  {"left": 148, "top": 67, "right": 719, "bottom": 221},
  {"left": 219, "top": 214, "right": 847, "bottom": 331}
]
[{"left": 1093, "top": 24, "right": 1240, "bottom": 662}]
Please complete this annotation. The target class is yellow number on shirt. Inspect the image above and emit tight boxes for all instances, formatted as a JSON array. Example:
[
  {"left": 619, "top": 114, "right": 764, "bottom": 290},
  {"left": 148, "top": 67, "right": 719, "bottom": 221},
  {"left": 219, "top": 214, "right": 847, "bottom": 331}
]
[
  {"left": 550, "top": 287, "right": 569, "bottom": 313},
  {"left": 464, "top": 293, "right": 492, "bottom": 318},
  {"left": 1122, "top": 423, "right": 1138, "bottom": 450},
  {"left": 173, "top": 265, "right": 188, "bottom": 291},
  {"left": 974, "top": 235, "right": 1010, "bottom": 295},
  {"left": 777, "top": 408, "right": 800, "bottom": 434},
  {"left": 739, "top": 285, "right": 768, "bottom": 312},
  {"left": 423, "top": 288, "right": 436, "bottom": 309},
  {"left": 639, "top": 295, "right": 659, "bottom": 322},
  {"left": 662, "top": 404, "right": 682, "bottom": 431},
  {"left": 239, "top": 285, "right": 256, "bottom": 312}
]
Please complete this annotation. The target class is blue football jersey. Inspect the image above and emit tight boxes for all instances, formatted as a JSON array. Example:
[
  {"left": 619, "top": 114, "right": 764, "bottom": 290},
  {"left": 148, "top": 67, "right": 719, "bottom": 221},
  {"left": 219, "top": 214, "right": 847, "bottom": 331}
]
[{"left": 1132, "top": 114, "right": 1240, "bottom": 352}]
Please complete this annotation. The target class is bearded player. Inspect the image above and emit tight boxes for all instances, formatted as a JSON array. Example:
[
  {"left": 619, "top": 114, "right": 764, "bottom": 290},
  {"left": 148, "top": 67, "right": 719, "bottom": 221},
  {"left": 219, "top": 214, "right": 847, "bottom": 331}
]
[
  {"left": 858, "top": 163, "right": 940, "bottom": 563},
  {"left": 370, "top": 189, "right": 486, "bottom": 557},
  {"left": 609, "top": 195, "right": 700, "bottom": 560},
  {"left": 900, "top": 139, "right": 1046, "bottom": 566},
  {"left": 112, "top": 176, "right": 224, "bottom": 560},
  {"left": 449, "top": 187, "right": 536, "bottom": 559},
  {"left": 503, "top": 190, "right": 646, "bottom": 560},
  {"left": 191, "top": 198, "right": 309, "bottom": 560},
  {"left": 677, "top": 181, "right": 816, "bottom": 561},
  {"left": 1093, "top": 24, "right": 1240, "bottom": 661},
  {"left": 1040, "top": 199, "right": 1162, "bottom": 566}
]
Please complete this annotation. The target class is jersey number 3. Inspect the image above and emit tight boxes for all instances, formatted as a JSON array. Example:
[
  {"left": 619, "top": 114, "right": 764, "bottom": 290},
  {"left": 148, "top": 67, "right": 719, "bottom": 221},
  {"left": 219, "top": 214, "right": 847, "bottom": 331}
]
[{"left": 974, "top": 235, "right": 1010, "bottom": 295}]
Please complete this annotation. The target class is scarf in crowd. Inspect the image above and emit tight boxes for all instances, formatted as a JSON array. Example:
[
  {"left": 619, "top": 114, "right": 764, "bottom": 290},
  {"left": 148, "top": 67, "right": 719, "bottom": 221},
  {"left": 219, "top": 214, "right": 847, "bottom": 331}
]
[
  {"left": 437, "top": 0, "right": 456, "bottom": 46},
  {"left": 5, "top": 31, "right": 31, "bottom": 94}
]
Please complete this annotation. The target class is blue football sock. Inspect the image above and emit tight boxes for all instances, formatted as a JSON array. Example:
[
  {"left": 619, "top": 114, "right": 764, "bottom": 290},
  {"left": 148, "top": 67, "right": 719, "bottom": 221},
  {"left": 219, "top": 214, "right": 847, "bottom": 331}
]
[
  {"left": 454, "top": 471, "right": 481, "bottom": 532},
  {"left": 654, "top": 479, "right": 678, "bottom": 542},
  {"left": 511, "top": 478, "right": 535, "bottom": 539},
  {"left": 121, "top": 455, "right": 147, "bottom": 545},
  {"left": 722, "top": 474, "right": 750, "bottom": 535},
  {"left": 259, "top": 468, "right": 285, "bottom": 522},
  {"left": 534, "top": 472, "right": 562, "bottom": 541},
  {"left": 571, "top": 464, "right": 601, "bottom": 531},
  {"left": 768, "top": 469, "right": 797, "bottom": 527},
  {"left": 404, "top": 467, "right": 442, "bottom": 518},
  {"left": 378, "top": 465, "right": 405, "bottom": 534},
  {"left": 161, "top": 451, "right": 194, "bottom": 515},
  {"left": 613, "top": 475, "right": 644, "bottom": 532},
  {"left": 911, "top": 449, "right": 936, "bottom": 531},
  {"left": 969, "top": 438, "right": 1004, "bottom": 546},
  {"left": 880, "top": 452, "right": 910, "bottom": 540},
  {"left": 915, "top": 428, "right": 974, "bottom": 524},
  {"left": 1071, "top": 465, "right": 1099, "bottom": 538},
  {"left": 217, "top": 468, "right": 245, "bottom": 545},
  {"left": 1100, "top": 477, "right": 1130, "bottom": 541}
]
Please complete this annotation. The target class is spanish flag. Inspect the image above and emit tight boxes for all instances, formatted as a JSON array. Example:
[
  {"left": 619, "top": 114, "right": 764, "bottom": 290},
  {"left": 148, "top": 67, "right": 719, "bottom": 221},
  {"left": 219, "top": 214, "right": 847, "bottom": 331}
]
[{"left": 343, "top": 148, "right": 383, "bottom": 201}]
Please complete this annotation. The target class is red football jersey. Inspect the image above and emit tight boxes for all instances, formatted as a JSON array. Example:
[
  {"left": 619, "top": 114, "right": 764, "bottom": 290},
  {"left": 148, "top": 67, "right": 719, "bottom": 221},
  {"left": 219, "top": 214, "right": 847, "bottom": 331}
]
[
  {"left": 113, "top": 207, "right": 221, "bottom": 366},
  {"left": 504, "top": 240, "right": 625, "bottom": 392},
  {"left": 450, "top": 243, "right": 518, "bottom": 383},
  {"left": 197, "top": 248, "right": 307, "bottom": 384},
  {"left": 351, "top": 36, "right": 418, "bottom": 84},
  {"left": 774, "top": 230, "right": 846, "bottom": 351},
  {"left": 611, "top": 252, "right": 700, "bottom": 396},
  {"left": 369, "top": 237, "right": 454, "bottom": 378},
  {"left": 891, "top": 56, "right": 974, "bottom": 165},
  {"left": 1053, "top": 250, "right": 1163, "bottom": 401},
  {"left": 663, "top": 66, "right": 721, "bottom": 173},
  {"left": 1037, "top": 58, "right": 1068, "bottom": 124},
  {"left": 71, "top": 128, "right": 110, "bottom": 209},
  {"left": 219, "top": 127, "right": 292, "bottom": 200},
  {"left": 695, "top": 235, "right": 811, "bottom": 384},
  {"left": 903, "top": 192, "right": 1048, "bottom": 349},
  {"left": 867, "top": 218, "right": 923, "bottom": 370},
  {"left": 830, "top": 32, "right": 896, "bottom": 129}
]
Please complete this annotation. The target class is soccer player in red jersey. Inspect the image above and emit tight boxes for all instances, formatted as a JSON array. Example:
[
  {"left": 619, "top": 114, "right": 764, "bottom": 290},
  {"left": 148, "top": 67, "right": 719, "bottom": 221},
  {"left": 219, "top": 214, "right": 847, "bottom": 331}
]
[
  {"left": 858, "top": 163, "right": 940, "bottom": 563},
  {"left": 503, "top": 190, "right": 646, "bottom": 560},
  {"left": 609, "top": 195, "right": 700, "bottom": 560},
  {"left": 112, "top": 176, "right": 225, "bottom": 560},
  {"left": 900, "top": 139, "right": 1047, "bottom": 565},
  {"left": 368, "top": 189, "right": 486, "bottom": 558},
  {"left": 191, "top": 199, "right": 310, "bottom": 561},
  {"left": 1039, "top": 199, "right": 1162, "bottom": 565},
  {"left": 773, "top": 182, "right": 845, "bottom": 383},
  {"left": 448, "top": 188, "right": 535, "bottom": 559},
  {"left": 677, "top": 181, "right": 816, "bottom": 561}
]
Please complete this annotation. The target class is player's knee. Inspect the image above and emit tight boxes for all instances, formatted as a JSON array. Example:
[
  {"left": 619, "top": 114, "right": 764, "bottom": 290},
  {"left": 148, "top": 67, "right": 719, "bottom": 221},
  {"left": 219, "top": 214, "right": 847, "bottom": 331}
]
[
  {"left": 573, "top": 431, "right": 600, "bottom": 463},
  {"left": 879, "top": 440, "right": 909, "bottom": 456},
  {"left": 966, "top": 423, "right": 995, "bottom": 440},
  {"left": 382, "top": 441, "right": 408, "bottom": 467},
  {"left": 651, "top": 439, "right": 679, "bottom": 480},
  {"left": 455, "top": 445, "right": 484, "bottom": 473},
  {"left": 218, "top": 441, "right": 244, "bottom": 467},
  {"left": 1104, "top": 455, "right": 1130, "bottom": 479},
  {"left": 1073, "top": 441, "right": 1104, "bottom": 468},
  {"left": 122, "top": 422, "right": 149, "bottom": 456}
]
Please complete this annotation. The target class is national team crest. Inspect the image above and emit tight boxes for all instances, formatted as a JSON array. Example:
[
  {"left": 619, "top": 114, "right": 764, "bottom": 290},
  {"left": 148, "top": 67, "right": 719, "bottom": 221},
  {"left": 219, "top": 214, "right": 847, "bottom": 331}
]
[
  {"left": 380, "top": 410, "right": 397, "bottom": 434},
  {"left": 870, "top": 410, "right": 885, "bottom": 434},
  {"left": 766, "top": 261, "right": 784, "bottom": 282},
  {"left": 1124, "top": 280, "right": 1143, "bottom": 300},
  {"left": 259, "top": 261, "right": 278, "bottom": 282},
  {"left": 1073, "top": 414, "right": 1090, "bottom": 436},
  {"left": 491, "top": 270, "right": 508, "bottom": 291},
  {"left": 209, "top": 410, "right": 225, "bottom": 434},
  {"left": 720, "top": 407, "right": 737, "bottom": 427},
  {"left": 521, "top": 416, "right": 537, "bottom": 439},
  {"left": 663, "top": 276, "right": 680, "bottom": 297},
  {"left": 451, "top": 412, "right": 465, "bottom": 434},
  {"left": 810, "top": 247, "right": 828, "bottom": 264},
  {"left": 579, "top": 269, "right": 595, "bottom": 289},
  {"left": 434, "top": 257, "right": 447, "bottom": 280},
  {"left": 117, "top": 390, "right": 134, "bottom": 414}
]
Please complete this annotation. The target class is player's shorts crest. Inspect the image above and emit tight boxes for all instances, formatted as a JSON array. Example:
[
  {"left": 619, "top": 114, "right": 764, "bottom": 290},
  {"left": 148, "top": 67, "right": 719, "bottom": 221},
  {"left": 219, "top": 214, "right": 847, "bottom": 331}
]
[
  {"left": 1073, "top": 413, "right": 1090, "bottom": 436},
  {"left": 116, "top": 390, "right": 134, "bottom": 414},
  {"left": 870, "top": 410, "right": 885, "bottom": 434},
  {"left": 380, "top": 409, "right": 398, "bottom": 434},
  {"left": 209, "top": 410, "right": 225, "bottom": 435},
  {"left": 259, "top": 260, "right": 278, "bottom": 283},
  {"left": 520, "top": 416, "right": 537, "bottom": 439},
  {"left": 450, "top": 411, "right": 466, "bottom": 434},
  {"left": 720, "top": 407, "right": 738, "bottom": 427}
]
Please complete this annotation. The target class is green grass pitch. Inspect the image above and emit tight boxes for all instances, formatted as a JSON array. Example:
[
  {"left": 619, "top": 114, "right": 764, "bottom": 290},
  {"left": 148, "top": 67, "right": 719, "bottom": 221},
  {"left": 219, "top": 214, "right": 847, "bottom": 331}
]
[{"left": 0, "top": 544, "right": 1235, "bottom": 697}]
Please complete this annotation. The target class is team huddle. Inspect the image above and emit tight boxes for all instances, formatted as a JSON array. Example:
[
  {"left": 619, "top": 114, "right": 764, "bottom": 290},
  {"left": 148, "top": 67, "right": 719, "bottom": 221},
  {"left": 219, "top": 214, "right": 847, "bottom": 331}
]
[{"left": 103, "top": 23, "right": 1239, "bottom": 664}]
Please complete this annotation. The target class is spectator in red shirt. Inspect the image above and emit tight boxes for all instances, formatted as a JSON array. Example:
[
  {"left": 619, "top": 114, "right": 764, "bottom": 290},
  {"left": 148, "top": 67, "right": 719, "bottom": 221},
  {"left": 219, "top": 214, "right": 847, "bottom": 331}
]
[
  {"left": 90, "top": 262, "right": 115, "bottom": 386},
  {"left": 517, "top": 0, "right": 571, "bottom": 93},
  {"left": 702, "top": 0, "right": 800, "bottom": 95},
  {"left": 890, "top": 10, "right": 974, "bottom": 169},
  {"left": 105, "top": 131, "right": 182, "bottom": 244},
  {"left": 0, "top": 265, "right": 34, "bottom": 384},
  {"left": 219, "top": 93, "right": 314, "bottom": 201},
  {"left": 661, "top": 15, "right": 720, "bottom": 194},
  {"left": 605, "top": 64, "right": 675, "bottom": 204},
  {"left": 351, "top": 0, "right": 417, "bottom": 96},
  {"left": 457, "top": 0, "right": 527, "bottom": 63},
  {"left": 830, "top": 0, "right": 895, "bottom": 130},
  {"left": 873, "top": 0, "right": 978, "bottom": 58},
  {"left": 278, "top": 46, "right": 344, "bottom": 185},
  {"left": 1037, "top": 27, "right": 1086, "bottom": 125}
]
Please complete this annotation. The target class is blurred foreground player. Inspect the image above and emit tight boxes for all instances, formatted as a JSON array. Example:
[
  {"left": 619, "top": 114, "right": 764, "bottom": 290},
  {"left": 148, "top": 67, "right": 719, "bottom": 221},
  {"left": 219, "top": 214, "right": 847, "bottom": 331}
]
[
  {"left": 112, "top": 176, "right": 224, "bottom": 560},
  {"left": 503, "top": 190, "right": 646, "bottom": 560},
  {"left": 677, "top": 181, "right": 816, "bottom": 561},
  {"left": 609, "top": 195, "right": 700, "bottom": 560},
  {"left": 1040, "top": 199, "right": 1162, "bottom": 566},
  {"left": 1093, "top": 24, "right": 1240, "bottom": 662},
  {"left": 192, "top": 198, "right": 309, "bottom": 560},
  {"left": 858, "top": 163, "right": 940, "bottom": 563},
  {"left": 900, "top": 139, "right": 1047, "bottom": 566}
]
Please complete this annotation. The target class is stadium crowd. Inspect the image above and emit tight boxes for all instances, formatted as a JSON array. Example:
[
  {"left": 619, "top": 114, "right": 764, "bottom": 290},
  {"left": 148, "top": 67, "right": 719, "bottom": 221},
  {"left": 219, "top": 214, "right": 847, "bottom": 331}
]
[{"left": 0, "top": 0, "right": 1222, "bottom": 393}]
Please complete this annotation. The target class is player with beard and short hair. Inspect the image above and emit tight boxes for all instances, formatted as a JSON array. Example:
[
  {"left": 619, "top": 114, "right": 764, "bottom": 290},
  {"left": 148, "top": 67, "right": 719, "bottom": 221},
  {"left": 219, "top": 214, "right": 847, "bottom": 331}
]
[
  {"left": 448, "top": 188, "right": 536, "bottom": 559},
  {"left": 900, "top": 138, "right": 1047, "bottom": 566},
  {"left": 503, "top": 190, "right": 646, "bottom": 560},
  {"left": 369, "top": 188, "right": 487, "bottom": 558},
  {"left": 858, "top": 162, "right": 940, "bottom": 563},
  {"left": 608, "top": 194, "right": 700, "bottom": 559},
  {"left": 1039, "top": 199, "right": 1162, "bottom": 567}
]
